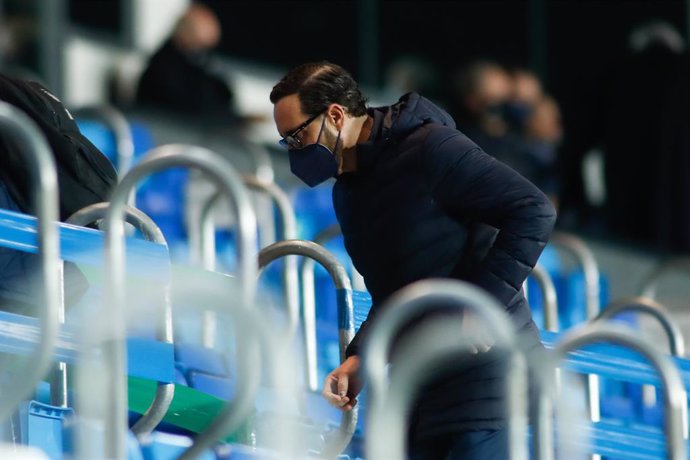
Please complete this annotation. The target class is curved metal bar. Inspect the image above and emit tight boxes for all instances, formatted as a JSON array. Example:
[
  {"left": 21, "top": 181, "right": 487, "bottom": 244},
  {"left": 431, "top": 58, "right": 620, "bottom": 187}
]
[
  {"left": 0, "top": 101, "right": 59, "bottom": 423},
  {"left": 527, "top": 265, "right": 559, "bottom": 459},
  {"left": 199, "top": 176, "right": 300, "bottom": 347},
  {"left": 67, "top": 202, "right": 163, "bottom": 241},
  {"left": 363, "top": 279, "right": 528, "bottom": 460},
  {"left": 640, "top": 257, "right": 690, "bottom": 300},
  {"left": 595, "top": 296, "right": 688, "bottom": 437},
  {"left": 241, "top": 140, "right": 275, "bottom": 184},
  {"left": 66, "top": 202, "right": 175, "bottom": 436},
  {"left": 300, "top": 223, "right": 344, "bottom": 392},
  {"left": 172, "top": 286, "right": 275, "bottom": 460},
  {"left": 376, "top": 318, "right": 509, "bottom": 460},
  {"left": 199, "top": 193, "right": 220, "bottom": 272},
  {"left": 595, "top": 297, "right": 685, "bottom": 357},
  {"left": 73, "top": 104, "right": 135, "bottom": 176},
  {"left": 549, "top": 231, "right": 602, "bottom": 423},
  {"left": 244, "top": 176, "right": 299, "bottom": 341},
  {"left": 258, "top": 239, "right": 356, "bottom": 459},
  {"left": 530, "top": 263, "right": 560, "bottom": 332},
  {"left": 549, "top": 232, "right": 601, "bottom": 319},
  {"left": 535, "top": 324, "right": 687, "bottom": 460},
  {"left": 198, "top": 192, "right": 222, "bottom": 349},
  {"left": 101, "top": 144, "right": 257, "bottom": 459}
]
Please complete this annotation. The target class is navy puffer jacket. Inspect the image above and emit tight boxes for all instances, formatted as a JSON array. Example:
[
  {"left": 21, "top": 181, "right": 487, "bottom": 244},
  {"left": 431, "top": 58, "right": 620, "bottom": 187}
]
[{"left": 333, "top": 92, "right": 557, "bottom": 437}]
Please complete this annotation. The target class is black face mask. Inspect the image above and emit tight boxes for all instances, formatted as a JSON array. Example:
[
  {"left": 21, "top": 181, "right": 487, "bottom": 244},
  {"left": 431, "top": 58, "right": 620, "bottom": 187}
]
[
  {"left": 503, "top": 102, "right": 533, "bottom": 130},
  {"left": 288, "top": 118, "right": 341, "bottom": 187},
  {"left": 485, "top": 102, "right": 534, "bottom": 132},
  {"left": 484, "top": 102, "right": 507, "bottom": 118}
]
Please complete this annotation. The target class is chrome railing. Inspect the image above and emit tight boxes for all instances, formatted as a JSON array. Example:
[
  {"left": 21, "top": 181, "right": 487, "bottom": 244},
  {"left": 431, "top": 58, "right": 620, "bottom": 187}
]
[
  {"left": 67, "top": 202, "right": 175, "bottom": 437},
  {"left": 83, "top": 144, "right": 256, "bottom": 459},
  {"left": 0, "top": 101, "right": 59, "bottom": 423},
  {"left": 258, "top": 239, "right": 357, "bottom": 459},
  {"left": 534, "top": 323, "right": 687, "bottom": 460},
  {"left": 363, "top": 279, "right": 529, "bottom": 460},
  {"left": 199, "top": 175, "right": 298, "bottom": 346}
]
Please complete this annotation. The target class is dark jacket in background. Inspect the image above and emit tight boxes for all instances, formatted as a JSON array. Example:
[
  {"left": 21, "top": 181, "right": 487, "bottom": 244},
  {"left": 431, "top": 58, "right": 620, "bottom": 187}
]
[
  {"left": 0, "top": 74, "right": 117, "bottom": 313},
  {"left": 136, "top": 39, "right": 233, "bottom": 117},
  {"left": 333, "top": 92, "right": 556, "bottom": 438}
]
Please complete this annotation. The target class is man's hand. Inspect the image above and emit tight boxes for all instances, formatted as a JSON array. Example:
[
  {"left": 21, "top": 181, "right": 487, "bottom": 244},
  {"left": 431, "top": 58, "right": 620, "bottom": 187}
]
[
  {"left": 322, "top": 355, "right": 362, "bottom": 412},
  {"left": 462, "top": 311, "right": 495, "bottom": 354}
]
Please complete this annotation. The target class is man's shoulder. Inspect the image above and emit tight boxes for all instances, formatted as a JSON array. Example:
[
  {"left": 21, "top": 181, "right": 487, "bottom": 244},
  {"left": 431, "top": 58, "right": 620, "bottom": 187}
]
[{"left": 398, "top": 123, "right": 479, "bottom": 158}]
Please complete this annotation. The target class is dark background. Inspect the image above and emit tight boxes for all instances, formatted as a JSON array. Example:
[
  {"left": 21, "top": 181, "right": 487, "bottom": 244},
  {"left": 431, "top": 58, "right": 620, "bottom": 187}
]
[
  {"left": 63, "top": 0, "right": 687, "bottom": 126},
  {"left": 198, "top": 0, "right": 684, "bottom": 93}
]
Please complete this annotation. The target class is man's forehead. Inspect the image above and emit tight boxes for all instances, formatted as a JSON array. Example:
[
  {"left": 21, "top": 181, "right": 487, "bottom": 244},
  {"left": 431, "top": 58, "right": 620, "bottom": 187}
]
[
  {"left": 274, "top": 94, "right": 305, "bottom": 133},
  {"left": 276, "top": 94, "right": 303, "bottom": 115}
]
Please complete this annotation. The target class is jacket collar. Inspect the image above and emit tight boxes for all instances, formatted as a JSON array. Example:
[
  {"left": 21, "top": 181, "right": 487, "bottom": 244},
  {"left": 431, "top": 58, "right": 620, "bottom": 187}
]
[{"left": 355, "top": 107, "right": 389, "bottom": 171}]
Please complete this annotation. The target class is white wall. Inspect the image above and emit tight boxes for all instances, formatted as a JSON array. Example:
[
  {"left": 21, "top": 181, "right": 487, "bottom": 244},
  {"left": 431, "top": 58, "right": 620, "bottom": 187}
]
[
  {"left": 63, "top": 36, "right": 130, "bottom": 107},
  {"left": 63, "top": 0, "right": 189, "bottom": 107},
  {"left": 133, "top": 0, "right": 189, "bottom": 52}
]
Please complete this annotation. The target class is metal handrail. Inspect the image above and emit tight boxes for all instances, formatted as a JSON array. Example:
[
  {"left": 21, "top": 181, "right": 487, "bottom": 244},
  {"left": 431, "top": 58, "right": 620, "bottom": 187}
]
[
  {"left": 549, "top": 231, "right": 602, "bottom": 424},
  {"left": 299, "top": 223, "right": 344, "bottom": 391},
  {"left": 363, "top": 278, "right": 528, "bottom": 460},
  {"left": 595, "top": 297, "right": 685, "bottom": 357},
  {"left": 96, "top": 144, "right": 257, "bottom": 459},
  {"left": 640, "top": 257, "right": 690, "bottom": 300},
  {"left": 531, "top": 263, "right": 560, "bottom": 332},
  {"left": 549, "top": 232, "right": 601, "bottom": 319},
  {"left": 240, "top": 140, "right": 274, "bottom": 185},
  {"left": 66, "top": 202, "right": 175, "bottom": 437},
  {"left": 203, "top": 128, "right": 275, "bottom": 184},
  {"left": 595, "top": 296, "right": 688, "bottom": 435},
  {"left": 199, "top": 175, "right": 298, "bottom": 348},
  {"left": 0, "top": 101, "right": 59, "bottom": 423},
  {"left": 534, "top": 324, "right": 688, "bottom": 460},
  {"left": 175, "top": 287, "right": 286, "bottom": 460},
  {"left": 258, "top": 239, "right": 356, "bottom": 459}
]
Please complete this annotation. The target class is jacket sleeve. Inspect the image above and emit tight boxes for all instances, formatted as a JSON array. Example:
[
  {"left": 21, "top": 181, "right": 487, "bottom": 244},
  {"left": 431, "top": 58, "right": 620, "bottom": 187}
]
[{"left": 422, "top": 127, "right": 557, "bottom": 307}]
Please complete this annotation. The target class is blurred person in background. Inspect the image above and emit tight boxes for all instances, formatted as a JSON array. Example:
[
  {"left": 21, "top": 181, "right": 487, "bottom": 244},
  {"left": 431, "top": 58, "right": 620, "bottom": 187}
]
[
  {"left": 448, "top": 60, "right": 562, "bottom": 208},
  {"left": 505, "top": 67, "right": 563, "bottom": 209},
  {"left": 601, "top": 20, "right": 689, "bottom": 251},
  {"left": 270, "top": 61, "right": 556, "bottom": 460},
  {"left": 448, "top": 59, "right": 513, "bottom": 144},
  {"left": 136, "top": 2, "right": 236, "bottom": 121},
  {"left": 0, "top": 0, "right": 42, "bottom": 81},
  {"left": 561, "top": 19, "right": 690, "bottom": 251},
  {"left": 381, "top": 54, "right": 442, "bottom": 105}
]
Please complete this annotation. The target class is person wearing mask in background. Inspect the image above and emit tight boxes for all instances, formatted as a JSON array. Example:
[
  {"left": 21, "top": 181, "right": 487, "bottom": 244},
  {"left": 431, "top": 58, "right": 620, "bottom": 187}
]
[
  {"left": 270, "top": 61, "right": 556, "bottom": 460},
  {"left": 136, "top": 2, "right": 235, "bottom": 120},
  {"left": 448, "top": 59, "right": 513, "bottom": 147},
  {"left": 448, "top": 60, "right": 562, "bottom": 209},
  {"left": 505, "top": 68, "right": 563, "bottom": 209}
]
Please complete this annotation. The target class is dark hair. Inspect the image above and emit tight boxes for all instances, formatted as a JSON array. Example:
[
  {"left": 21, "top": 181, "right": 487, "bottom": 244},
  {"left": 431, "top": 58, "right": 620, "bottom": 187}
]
[{"left": 270, "top": 61, "right": 368, "bottom": 117}]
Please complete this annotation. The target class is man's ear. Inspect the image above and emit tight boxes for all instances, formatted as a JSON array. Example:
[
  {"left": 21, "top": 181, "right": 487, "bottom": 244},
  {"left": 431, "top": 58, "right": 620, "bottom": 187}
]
[{"left": 327, "top": 103, "right": 347, "bottom": 129}]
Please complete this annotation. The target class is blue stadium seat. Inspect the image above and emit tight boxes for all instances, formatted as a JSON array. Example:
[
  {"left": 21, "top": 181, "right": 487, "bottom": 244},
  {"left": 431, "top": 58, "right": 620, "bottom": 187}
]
[
  {"left": 138, "top": 431, "right": 215, "bottom": 460},
  {"left": 16, "top": 400, "right": 74, "bottom": 460},
  {"left": 75, "top": 119, "right": 118, "bottom": 166},
  {"left": 187, "top": 371, "right": 235, "bottom": 400},
  {"left": 174, "top": 342, "right": 229, "bottom": 378}
]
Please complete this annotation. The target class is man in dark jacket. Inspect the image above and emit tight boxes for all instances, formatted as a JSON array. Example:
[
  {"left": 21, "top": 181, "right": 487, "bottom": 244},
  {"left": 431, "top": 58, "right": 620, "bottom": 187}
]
[{"left": 270, "top": 61, "right": 557, "bottom": 459}]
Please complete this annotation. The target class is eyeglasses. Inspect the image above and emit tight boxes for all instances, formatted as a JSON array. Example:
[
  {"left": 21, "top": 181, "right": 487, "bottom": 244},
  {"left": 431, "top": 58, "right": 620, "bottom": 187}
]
[{"left": 278, "top": 111, "right": 323, "bottom": 150}]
